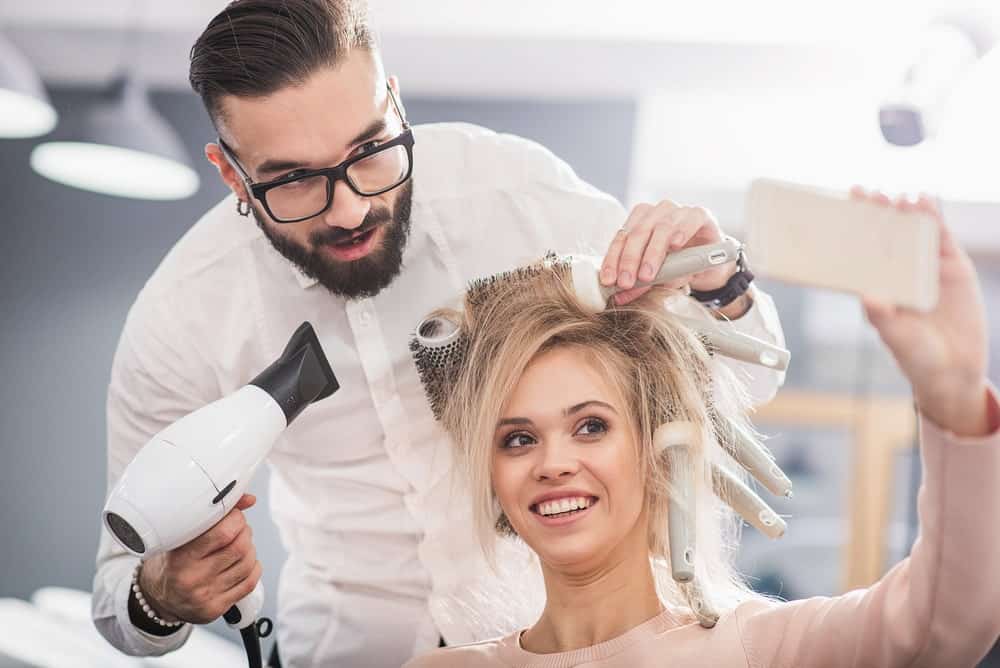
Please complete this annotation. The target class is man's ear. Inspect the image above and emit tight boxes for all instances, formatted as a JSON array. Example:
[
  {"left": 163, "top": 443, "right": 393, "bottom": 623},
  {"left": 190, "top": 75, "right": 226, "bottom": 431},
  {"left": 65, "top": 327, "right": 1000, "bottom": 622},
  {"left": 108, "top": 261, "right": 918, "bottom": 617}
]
[
  {"left": 387, "top": 75, "right": 406, "bottom": 120},
  {"left": 205, "top": 142, "right": 250, "bottom": 202}
]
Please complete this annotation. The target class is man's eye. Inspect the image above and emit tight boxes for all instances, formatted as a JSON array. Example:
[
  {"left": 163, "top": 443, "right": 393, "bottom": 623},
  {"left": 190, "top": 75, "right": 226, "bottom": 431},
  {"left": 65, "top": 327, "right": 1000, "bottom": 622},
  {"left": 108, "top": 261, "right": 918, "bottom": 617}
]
[
  {"left": 357, "top": 140, "right": 381, "bottom": 154},
  {"left": 280, "top": 169, "right": 308, "bottom": 181},
  {"left": 575, "top": 418, "right": 607, "bottom": 436},
  {"left": 501, "top": 432, "right": 535, "bottom": 449}
]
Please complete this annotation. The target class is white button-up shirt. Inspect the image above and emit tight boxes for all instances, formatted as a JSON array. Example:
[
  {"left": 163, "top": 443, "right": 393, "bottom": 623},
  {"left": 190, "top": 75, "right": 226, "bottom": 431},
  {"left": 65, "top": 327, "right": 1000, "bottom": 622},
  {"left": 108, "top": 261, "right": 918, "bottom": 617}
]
[{"left": 92, "top": 123, "right": 785, "bottom": 668}]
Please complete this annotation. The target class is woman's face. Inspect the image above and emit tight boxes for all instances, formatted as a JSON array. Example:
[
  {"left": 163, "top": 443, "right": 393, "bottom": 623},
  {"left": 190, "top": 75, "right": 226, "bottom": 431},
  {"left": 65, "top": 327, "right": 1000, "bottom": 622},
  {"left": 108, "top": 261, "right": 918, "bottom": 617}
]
[{"left": 491, "top": 345, "right": 648, "bottom": 570}]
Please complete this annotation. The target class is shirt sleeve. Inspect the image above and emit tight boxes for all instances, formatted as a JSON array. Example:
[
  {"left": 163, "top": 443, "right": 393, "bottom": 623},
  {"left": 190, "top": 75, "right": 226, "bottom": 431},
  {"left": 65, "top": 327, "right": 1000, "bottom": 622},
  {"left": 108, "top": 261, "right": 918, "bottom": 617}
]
[
  {"left": 92, "top": 291, "right": 218, "bottom": 656},
  {"left": 736, "top": 386, "right": 1000, "bottom": 668}
]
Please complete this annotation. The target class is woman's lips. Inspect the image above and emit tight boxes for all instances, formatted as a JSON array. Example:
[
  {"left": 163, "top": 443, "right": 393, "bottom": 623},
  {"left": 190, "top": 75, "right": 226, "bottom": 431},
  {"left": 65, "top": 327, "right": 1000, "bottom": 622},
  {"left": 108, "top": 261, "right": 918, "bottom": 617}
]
[{"left": 324, "top": 226, "right": 380, "bottom": 261}]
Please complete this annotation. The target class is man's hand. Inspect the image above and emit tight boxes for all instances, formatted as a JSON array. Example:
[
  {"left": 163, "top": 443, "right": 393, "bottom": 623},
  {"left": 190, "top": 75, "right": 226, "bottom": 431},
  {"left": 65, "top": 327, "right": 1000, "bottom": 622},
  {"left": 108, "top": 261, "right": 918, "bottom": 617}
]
[
  {"left": 137, "top": 494, "right": 262, "bottom": 624},
  {"left": 600, "top": 200, "right": 741, "bottom": 310},
  {"left": 856, "top": 188, "right": 994, "bottom": 438}
]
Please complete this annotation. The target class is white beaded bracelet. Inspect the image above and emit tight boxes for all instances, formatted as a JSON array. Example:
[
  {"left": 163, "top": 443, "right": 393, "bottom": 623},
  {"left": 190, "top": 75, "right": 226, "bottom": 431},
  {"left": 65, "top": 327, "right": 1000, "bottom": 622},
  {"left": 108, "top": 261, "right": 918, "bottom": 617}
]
[{"left": 131, "top": 563, "right": 184, "bottom": 629}]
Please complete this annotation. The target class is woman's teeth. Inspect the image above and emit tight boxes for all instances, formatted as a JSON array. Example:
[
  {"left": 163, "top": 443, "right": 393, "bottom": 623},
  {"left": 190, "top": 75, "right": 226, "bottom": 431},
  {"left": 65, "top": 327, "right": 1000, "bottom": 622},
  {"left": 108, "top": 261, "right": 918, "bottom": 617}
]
[{"left": 536, "top": 496, "right": 595, "bottom": 517}]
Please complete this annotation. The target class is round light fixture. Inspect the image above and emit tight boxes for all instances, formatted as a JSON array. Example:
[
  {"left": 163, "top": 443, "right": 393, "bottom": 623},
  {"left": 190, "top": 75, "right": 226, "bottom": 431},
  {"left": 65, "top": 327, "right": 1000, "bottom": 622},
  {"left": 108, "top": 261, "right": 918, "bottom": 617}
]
[
  {"left": 0, "top": 34, "right": 58, "bottom": 138},
  {"left": 30, "top": 75, "right": 199, "bottom": 200}
]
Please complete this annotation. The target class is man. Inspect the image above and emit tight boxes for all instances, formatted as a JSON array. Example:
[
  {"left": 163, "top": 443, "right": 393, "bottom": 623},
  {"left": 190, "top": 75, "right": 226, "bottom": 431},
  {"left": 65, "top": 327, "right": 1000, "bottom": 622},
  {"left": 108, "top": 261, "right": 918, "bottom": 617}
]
[{"left": 92, "top": 1, "right": 786, "bottom": 666}]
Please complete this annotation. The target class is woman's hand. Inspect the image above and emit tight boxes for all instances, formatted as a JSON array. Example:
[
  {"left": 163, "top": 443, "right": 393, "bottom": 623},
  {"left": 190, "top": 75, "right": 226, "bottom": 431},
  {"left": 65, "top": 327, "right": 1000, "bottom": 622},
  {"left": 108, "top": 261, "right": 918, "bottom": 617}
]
[{"left": 857, "top": 188, "right": 994, "bottom": 437}]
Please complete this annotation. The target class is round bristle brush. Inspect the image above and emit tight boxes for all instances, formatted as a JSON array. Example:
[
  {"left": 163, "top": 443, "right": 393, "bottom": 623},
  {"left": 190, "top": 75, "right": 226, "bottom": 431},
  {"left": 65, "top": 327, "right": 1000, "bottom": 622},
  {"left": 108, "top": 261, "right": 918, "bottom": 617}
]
[{"left": 409, "top": 313, "right": 467, "bottom": 420}]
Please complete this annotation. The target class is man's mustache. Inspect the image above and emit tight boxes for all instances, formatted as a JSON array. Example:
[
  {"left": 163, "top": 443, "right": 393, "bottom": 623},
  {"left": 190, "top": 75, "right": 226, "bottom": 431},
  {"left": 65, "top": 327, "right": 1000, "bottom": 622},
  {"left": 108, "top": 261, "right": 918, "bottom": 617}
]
[{"left": 311, "top": 207, "right": 393, "bottom": 246}]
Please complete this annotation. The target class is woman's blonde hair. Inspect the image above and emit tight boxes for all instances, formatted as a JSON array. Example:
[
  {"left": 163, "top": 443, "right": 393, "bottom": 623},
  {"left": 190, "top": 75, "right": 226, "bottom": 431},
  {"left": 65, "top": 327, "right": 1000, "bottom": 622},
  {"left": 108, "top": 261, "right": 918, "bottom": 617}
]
[{"left": 423, "top": 259, "right": 765, "bottom": 619}]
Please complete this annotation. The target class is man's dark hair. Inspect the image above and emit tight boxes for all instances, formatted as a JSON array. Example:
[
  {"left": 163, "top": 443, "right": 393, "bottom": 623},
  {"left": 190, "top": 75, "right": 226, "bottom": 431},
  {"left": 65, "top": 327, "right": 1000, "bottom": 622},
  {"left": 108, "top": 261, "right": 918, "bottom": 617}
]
[{"left": 189, "top": 0, "right": 377, "bottom": 126}]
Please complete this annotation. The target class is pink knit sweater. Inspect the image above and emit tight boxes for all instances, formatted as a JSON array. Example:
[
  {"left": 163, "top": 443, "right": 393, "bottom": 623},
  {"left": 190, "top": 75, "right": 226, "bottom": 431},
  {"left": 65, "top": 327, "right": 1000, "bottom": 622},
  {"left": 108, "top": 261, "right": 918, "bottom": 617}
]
[{"left": 406, "top": 395, "right": 1000, "bottom": 668}]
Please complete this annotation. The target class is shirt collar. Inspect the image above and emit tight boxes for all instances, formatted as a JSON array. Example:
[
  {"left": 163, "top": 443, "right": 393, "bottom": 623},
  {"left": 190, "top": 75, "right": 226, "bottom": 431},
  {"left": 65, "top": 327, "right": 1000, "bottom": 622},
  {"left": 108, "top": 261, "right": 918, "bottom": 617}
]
[{"left": 291, "top": 265, "right": 319, "bottom": 290}]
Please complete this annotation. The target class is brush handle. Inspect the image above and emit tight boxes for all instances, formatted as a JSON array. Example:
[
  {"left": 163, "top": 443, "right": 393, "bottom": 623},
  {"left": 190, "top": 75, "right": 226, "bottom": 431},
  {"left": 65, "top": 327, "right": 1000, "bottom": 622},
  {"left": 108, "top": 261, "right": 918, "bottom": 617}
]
[
  {"left": 568, "top": 239, "right": 741, "bottom": 312},
  {"left": 604, "top": 238, "right": 743, "bottom": 299}
]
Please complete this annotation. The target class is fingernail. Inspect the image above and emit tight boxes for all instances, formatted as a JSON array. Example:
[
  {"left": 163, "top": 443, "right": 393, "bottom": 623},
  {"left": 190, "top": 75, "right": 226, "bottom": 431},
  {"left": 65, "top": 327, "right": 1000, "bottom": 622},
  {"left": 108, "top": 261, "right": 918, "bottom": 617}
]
[
  {"left": 639, "top": 263, "right": 654, "bottom": 281},
  {"left": 601, "top": 268, "right": 615, "bottom": 285},
  {"left": 619, "top": 270, "right": 632, "bottom": 287},
  {"left": 671, "top": 233, "right": 684, "bottom": 247}
]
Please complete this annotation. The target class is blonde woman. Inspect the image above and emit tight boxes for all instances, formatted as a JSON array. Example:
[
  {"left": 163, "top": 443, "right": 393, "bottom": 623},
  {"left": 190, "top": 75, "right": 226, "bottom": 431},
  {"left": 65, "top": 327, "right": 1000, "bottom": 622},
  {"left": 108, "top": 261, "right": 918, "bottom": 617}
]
[{"left": 405, "top": 191, "right": 1000, "bottom": 668}]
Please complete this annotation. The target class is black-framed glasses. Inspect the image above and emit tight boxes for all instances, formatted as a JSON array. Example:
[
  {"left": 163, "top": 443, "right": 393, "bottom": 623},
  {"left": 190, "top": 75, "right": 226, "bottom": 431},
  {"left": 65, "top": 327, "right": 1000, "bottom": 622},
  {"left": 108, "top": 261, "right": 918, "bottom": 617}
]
[{"left": 219, "top": 83, "right": 414, "bottom": 224}]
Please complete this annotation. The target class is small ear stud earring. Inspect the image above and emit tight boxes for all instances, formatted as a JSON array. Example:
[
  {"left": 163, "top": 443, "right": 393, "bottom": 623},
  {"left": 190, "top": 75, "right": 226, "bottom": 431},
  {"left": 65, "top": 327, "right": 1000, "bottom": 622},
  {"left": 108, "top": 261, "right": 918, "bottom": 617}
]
[{"left": 237, "top": 199, "right": 251, "bottom": 217}]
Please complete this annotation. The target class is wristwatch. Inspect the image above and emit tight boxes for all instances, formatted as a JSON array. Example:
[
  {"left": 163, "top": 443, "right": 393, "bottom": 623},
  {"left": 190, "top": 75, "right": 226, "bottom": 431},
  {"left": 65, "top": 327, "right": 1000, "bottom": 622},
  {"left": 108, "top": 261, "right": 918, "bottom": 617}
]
[{"left": 688, "top": 246, "right": 755, "bottom": 310}]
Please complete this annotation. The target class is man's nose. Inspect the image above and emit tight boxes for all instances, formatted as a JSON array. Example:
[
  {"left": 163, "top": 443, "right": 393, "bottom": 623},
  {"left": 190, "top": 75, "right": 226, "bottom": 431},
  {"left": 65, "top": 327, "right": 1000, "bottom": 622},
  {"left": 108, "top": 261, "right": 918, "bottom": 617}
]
[
  {"left": 320, "top": 179, "right": 369, "bottom": 230},
  {"left": 532, "top": 439, "right": 581, "bottom": 481}
]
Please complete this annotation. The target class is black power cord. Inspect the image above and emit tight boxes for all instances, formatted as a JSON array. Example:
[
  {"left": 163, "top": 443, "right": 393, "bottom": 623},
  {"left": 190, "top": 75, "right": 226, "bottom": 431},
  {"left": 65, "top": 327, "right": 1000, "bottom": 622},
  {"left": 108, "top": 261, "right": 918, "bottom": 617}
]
[{"left": 237, "top": 617, "right": 273, "bottom": 668}]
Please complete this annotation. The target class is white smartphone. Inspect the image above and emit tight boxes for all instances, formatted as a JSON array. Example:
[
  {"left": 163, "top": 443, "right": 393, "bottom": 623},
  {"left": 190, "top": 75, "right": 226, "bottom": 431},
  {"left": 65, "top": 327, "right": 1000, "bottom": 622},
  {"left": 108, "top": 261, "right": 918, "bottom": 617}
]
[{"left": 745, "top": 178, "right": 940, "bottom": 311}]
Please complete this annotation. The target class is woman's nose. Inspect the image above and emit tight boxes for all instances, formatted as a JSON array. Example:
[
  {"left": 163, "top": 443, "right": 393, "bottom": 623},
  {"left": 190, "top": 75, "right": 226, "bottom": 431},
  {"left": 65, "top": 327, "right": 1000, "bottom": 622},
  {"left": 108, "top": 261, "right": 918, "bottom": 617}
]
[{"left": 532, "top": 440, "right": 580, "bottom": 481}]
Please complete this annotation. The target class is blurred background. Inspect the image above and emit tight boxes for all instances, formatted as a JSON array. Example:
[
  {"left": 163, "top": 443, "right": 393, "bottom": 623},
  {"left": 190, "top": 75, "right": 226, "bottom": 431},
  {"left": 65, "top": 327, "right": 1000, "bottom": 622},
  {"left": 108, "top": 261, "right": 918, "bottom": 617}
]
[{"left": 0, "top": 0, "right": 998, "bottom": 665}]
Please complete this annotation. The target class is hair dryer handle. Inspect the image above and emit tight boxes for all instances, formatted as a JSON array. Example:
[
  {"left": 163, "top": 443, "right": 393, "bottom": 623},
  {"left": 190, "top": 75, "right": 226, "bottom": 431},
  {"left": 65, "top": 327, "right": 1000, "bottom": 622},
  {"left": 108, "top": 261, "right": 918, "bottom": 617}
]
[{"left": 223, "top": 581, "right": 264, "bottom": 630}]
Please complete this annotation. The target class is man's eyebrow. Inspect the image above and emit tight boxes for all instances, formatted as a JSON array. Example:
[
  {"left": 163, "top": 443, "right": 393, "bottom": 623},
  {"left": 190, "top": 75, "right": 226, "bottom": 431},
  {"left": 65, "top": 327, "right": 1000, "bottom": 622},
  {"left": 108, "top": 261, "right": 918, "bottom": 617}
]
[
  {"left": 348, "top": 117, "right": 387, "bottom": 148},
  {"left": 256, "top": 157, "right": 310, "bottom": 177},
  {"left": 255, "top": 117, "right": 389, "bottom": 178}
]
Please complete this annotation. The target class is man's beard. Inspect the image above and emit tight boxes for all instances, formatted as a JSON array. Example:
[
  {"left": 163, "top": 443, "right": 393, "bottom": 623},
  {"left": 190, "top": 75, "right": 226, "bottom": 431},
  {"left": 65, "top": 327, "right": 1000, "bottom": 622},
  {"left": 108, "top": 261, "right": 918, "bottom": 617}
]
[{"left": 254, "top": 180, "right": 413, "bottom": 300}]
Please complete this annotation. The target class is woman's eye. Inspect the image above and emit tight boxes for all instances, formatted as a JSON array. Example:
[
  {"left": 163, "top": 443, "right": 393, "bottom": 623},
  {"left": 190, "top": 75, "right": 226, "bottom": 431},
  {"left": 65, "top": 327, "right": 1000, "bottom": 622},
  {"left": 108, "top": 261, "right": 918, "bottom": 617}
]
[
  {"left": 575, "top": 418, "right": 607, "bottom": 437},
  {"left": 501, "top": 432, "right": 536, "bottom": 449}
]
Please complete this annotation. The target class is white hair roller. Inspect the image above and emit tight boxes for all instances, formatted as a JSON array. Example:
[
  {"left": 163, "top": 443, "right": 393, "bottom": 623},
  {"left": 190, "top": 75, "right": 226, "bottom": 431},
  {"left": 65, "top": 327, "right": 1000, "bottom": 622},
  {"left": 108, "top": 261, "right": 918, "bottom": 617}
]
[
  {"left": 676, "top": 316, "right": 791, "bottom": 371},
  {"left": 654, "top": 421, "right": 700, "bottom": 584},
  {"left": 716, "top": 416, "right": 793, "bottom": 498},
  {"left": 711, "top": 464, "right": 787, "bottom": 539}
]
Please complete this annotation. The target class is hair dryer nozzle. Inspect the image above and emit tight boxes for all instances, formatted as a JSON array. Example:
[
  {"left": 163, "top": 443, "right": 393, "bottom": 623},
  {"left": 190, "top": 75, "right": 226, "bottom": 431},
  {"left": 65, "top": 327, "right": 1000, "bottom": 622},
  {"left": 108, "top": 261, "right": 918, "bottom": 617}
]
[{"left": 251, "top": 322, "right": 339, "bottom": 424}]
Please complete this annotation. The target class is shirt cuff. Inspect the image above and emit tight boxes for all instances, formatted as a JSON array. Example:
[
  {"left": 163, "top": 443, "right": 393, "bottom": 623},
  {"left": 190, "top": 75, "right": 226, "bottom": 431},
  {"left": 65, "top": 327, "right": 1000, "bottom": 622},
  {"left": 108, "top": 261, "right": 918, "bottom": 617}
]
[
  {"left": 919, "top": 383, "right": 1000, "bottom": 446},
  {"left": 114, "top": 561, "right": 192, "bottom": 655}
]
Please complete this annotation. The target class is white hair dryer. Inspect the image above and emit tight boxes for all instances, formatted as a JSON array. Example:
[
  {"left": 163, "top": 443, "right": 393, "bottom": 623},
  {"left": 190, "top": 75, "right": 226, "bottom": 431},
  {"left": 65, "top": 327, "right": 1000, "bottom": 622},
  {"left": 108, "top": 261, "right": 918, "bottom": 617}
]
[{"left": 102, "top": 321, "right": 338, "bottom": 666}]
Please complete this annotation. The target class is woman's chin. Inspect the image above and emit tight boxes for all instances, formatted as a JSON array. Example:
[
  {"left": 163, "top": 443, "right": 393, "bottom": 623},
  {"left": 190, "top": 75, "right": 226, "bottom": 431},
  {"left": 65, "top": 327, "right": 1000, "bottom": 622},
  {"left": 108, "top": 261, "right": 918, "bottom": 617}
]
[{"left": 532, "top": 538, "right": 608, "bottom": 572}]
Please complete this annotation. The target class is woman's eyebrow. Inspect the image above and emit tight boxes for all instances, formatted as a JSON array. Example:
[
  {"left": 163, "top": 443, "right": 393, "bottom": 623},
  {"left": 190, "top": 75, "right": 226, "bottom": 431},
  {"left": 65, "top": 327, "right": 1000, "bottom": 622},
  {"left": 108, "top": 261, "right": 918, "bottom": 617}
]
[
  {"left": 564, "top": 400, "right": 617, "bottom": 416},
  {"left": 495, "top": 401, "right": 617, "bottom": 429},
  {"left": 496, "top": 417, "right": 533, "bottom": 428}
]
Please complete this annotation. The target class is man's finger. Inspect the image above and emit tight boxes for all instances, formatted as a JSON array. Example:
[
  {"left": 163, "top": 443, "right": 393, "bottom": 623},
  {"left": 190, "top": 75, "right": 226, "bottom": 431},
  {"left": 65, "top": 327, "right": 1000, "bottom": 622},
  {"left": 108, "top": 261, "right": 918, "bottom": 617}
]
[
  {"left": 617, "top": 220, "right": 659, "bottom": 290},
  {"left": 601, "top": 204, "right": 652, "bottom": 286},
  {"left": 637, "top": 223, "right": 673, "bottom": 283},
  {"left": 235, "top": 494, "right": 256, "bottom": 511}
]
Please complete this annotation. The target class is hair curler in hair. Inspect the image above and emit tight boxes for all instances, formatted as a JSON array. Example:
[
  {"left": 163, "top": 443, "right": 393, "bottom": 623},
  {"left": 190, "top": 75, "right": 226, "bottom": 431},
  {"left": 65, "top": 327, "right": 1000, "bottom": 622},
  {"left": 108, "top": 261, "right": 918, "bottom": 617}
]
[
  {"left": 715, "top": 415, "right": 793, "bottom": 498},
  {"left": 654, "top": 421, "right": 700, "bottom": 584},
  {"left": 711, "top": 465, "right": 787, "bottom": 539},
  {"left": 683, "top": 579, "right": 721, "bottom": 629},
  {"left": 676, "top": 316, "right": 791, "bottom": 371}
]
